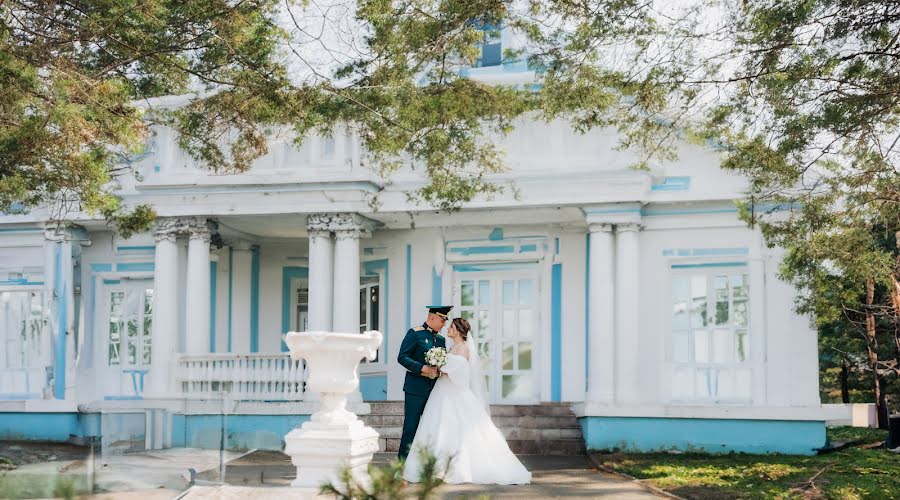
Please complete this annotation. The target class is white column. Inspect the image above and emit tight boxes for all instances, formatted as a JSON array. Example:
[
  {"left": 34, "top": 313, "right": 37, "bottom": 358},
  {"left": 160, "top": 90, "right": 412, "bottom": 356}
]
[
  {"left": 614, "top": 223, "right": 641, "bottom": 403},
  {"left": 307, "top": 227, "right": 334, "bottom": 331},
  {"left": 332, "top": 229, "right": 360, "bottom": 333},
  {"left": 230, "top": 241, "right": 253, "bottom": 352},
  {"left": 148, "top": 222, "right": 179, "bottom": 396},
  {"left": 43, "top": 226, "right": 83, "bottom": 400},
  {"left": 185, "top": 219, "right": 212, "bottom": 354},
  {"left": 749, "top": 231, "right": 768, "bottom": 405},
  {"left": 586, "top": 223, "right": 615, "bottom": 402},
  {"left": 176, "top": 237, "right": 188, "bottom": 353}
]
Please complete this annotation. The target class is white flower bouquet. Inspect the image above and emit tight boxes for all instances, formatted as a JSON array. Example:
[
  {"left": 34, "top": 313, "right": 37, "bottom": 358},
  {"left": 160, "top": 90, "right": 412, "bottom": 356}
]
[{"left": 425, "top": 346, "right": 448, "bottom": 368}]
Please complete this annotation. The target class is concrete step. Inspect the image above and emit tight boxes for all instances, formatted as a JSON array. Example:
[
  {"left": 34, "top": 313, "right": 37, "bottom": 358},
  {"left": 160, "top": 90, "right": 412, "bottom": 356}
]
[
  {"left": 489, "top": 404, "right": 578, "bottom": 417},
  {"left": 378, "top": 437, "right": 586, "bottom": 455},
  {"left": 359, "top": 414, "right": 404, "bottom": 426},
  {"left": 364, "top": 401, "right": 586, "bottom": 456},
  {"left": 367, "top": 402, "right": 578, "bottom": 416},
  {"left": 367, "top": 401, "right": 405, "bottom": 414},
  {"left": 363, "top": 414, "right": 579, "bottom": 429},
  {"left": 506, "top": 439, "right": 587, "bottom": 456},
  {"left": 490, "top": 415, "right": 581, "bottom": 429},
  {"left": 381, "top": 437, "right": 401, "bottom": 453}
]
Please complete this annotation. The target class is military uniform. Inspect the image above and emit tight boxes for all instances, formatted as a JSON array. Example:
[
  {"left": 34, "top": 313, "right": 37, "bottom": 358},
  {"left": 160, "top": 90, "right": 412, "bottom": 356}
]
[{"left": 396, "top": 306, "right": 450, "bottom": 460}]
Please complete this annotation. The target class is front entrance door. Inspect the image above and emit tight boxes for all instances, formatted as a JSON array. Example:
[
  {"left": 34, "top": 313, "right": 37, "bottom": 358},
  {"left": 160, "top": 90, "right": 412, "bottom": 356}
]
[
  {"left": 101, "top": 279, "right": 153, "bottom": 398},
  {"left": 454, "top": 271, "right": 539, "bottom": 404},
  {"left": 0, "top": 290, "right": 51, "bottom": 397}
]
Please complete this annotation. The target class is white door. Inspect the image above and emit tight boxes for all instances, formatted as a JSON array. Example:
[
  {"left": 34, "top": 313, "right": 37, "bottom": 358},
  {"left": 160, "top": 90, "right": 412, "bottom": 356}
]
[
  {"left": 454, "top": 272, "right": 540, "bottom": 404},
  {"left": 0, "top": 290, "right": 51, "bottom": 396},
  {"left": 101, "top": 280, "right": 153, "bottom": 397}
]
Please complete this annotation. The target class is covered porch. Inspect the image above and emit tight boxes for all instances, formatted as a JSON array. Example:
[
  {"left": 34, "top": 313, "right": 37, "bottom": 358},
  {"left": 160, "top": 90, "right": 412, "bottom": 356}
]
[
  {"left": 82, "top": 207, "right": 566, "bottom": 406},
  {"left": 84, "top": 212, "right": 387, "bottom": 403}
]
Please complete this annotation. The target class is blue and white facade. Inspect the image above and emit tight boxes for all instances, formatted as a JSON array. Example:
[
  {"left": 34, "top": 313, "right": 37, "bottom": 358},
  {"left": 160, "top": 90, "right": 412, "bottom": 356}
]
[
  {"left": 0, "top": 34, "right": 826, "bottom": 452},
  {"left": 0, "top": 114, "right": 826, "bottom": 454}
]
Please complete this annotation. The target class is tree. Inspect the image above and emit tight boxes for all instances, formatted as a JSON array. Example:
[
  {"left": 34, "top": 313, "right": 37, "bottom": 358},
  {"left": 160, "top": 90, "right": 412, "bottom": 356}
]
[
  {"left": 1, "top": 0, "right": 671, "bottom": 233},
  {"left": 5, "top": 0, "right": 898, "bottom": 413},
  {"left": 696, "top": 0, "right": 900, "bottom": 424}
]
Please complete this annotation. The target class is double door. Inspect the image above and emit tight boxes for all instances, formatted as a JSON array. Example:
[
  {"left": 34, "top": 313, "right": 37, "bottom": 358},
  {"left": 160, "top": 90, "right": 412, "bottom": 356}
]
[
  {"left": 454, "top": 271, "right": 539, "bottom": 404},
  {"left": 101, "top": 279, "right": 153, "bottom": 397}
]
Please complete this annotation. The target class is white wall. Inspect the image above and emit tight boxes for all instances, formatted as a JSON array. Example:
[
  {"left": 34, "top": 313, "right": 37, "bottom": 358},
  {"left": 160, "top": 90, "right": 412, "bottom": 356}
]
[{"left": 558, "top": 230, "right": 588, "bottom": 402}]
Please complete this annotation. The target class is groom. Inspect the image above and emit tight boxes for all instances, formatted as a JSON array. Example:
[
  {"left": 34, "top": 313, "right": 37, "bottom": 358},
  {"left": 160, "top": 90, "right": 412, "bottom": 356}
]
[{"left": 396, "top": 305, "right": 451, "bottom": 460}]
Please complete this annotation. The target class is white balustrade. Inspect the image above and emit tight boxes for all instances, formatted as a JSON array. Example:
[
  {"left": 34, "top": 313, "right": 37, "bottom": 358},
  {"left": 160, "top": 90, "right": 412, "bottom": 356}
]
[{"left": 177, "top": 353, "right": 305, "bottom": 400}]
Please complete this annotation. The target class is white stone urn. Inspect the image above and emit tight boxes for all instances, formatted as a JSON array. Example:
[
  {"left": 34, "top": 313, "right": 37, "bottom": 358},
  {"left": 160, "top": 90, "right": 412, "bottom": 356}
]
[{"left": 283, "top": 330, "right": 383, "bottom": 489}]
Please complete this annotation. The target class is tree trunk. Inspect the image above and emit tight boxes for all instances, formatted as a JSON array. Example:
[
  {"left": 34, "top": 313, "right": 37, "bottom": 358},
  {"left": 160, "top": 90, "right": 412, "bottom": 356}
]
[
  {"left": 892, "top": 272, "right": 900, "bottom": 368},
  {"left": 840, "top": 357, "right": 851, "bottom": 404},
  {"left": 864, "top": 277, "right": 885, "bottom": 428},
  {"left": 893, "top": 272, "right": 900, "bottom": 356}
]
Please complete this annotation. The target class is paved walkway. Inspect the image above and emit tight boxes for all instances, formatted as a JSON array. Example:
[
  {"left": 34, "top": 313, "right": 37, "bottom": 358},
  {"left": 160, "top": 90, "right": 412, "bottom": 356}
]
[
  {"left": 196, "top": 451, "right": 661, "bottom": 499},
  {"left": 0, "top": 442, "right": 661, "bottom": 499}
]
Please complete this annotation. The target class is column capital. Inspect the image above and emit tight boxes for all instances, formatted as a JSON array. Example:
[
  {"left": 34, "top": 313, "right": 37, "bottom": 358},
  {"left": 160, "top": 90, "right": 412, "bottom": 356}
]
[
  {"left": 307, "top": 213, "right": 380, "bottom": 234},
  {"left": 334, "top": 228, "right": 362, "bottom": 241},
  {"left": 307, "top": 228, "right": 332, "bottom": 240},
  {"left": 185, "top": 217, "right": 213, "bottom": 242},
  {"left": 616, "top": 223, "right": 643, "bottom": 233},
  {"left": 154, "top": 217, "right": 213, "bottom": 242},
  {"left": 588, "top": 223, "right": 614, "bottom": 234}
]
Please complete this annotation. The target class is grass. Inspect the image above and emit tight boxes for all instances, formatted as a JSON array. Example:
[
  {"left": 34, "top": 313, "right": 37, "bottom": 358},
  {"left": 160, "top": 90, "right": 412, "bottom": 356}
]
[
  {"left": 825, "top": 427, "right": 888, "bottom": 446},
  {"left": 594, "top": 427, "right": 899, "bottom": 499}
]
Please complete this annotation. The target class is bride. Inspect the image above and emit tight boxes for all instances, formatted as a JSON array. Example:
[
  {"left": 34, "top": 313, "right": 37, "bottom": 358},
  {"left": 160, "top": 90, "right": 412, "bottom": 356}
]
[{"left": 402, "top": 318, "right": 531, "bottom": 485}]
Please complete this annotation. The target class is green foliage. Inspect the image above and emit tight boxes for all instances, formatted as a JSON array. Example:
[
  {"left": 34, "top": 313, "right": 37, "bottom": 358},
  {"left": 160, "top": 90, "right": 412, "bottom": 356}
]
[
  {"left": 669, "top": 0, "right": 900, "bottom": 414},
  {"left": 2, "top": 0, "right": 692, "bottom": 225},
  {"left": 597, "top": 431, "right": 900, "bottom": 499},
  {"left": 826, "top": 426, "right": 887, "bottom": 447},
  {"left": 320, "top": 448, "right": 449, "bottom": 500},
  {"left": 52, "top": 476, "right": 77, "bottom": 500}
]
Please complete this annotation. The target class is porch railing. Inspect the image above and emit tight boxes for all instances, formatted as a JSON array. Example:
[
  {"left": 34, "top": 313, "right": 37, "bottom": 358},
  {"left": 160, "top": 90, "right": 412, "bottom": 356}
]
[{"left": 177, "top": 353, "right": 305, "bottom": 401}]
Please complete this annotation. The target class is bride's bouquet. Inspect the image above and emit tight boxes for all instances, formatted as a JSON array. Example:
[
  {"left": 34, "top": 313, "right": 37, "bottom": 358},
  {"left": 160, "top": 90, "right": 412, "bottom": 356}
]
[{"left": 425, "top": 346, "right": 447, "bottom": 368}]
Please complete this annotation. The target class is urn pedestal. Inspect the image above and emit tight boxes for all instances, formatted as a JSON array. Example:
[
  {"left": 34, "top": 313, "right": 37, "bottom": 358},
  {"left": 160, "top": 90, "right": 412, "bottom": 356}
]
[{"left": 283, "top": 330, "right": 383, "bottom": 489}]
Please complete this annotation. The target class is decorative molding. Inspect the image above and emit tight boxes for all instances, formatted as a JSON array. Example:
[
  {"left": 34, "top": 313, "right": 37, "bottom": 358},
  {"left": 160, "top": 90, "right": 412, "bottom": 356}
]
[
  {"left": 334, "top": 228, "right": 362, "bottom": 241},
  {"left": 617, "top": 223, "right": 643, "bottom": 233},
  {"left": 154, "top": 217, "right": 214, "bottom": 243},
  {"left": 43, "top": 223, "right": 90, "bottom": 243},
  {"left": 588, "top": 223, "right": 614, "bottom": 234},
  {"left": 307, "top": 213, "right": 380, "bottom": 235},
  {"left": 306, "top": 229, "right": 332, "bottom": 240},
  {"left": 583, "top": 202, "right": 644, "bottom": 225}
]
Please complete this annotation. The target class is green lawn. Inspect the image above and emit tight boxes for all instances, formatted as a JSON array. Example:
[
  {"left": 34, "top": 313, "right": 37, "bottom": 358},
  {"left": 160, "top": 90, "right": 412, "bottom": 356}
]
[{"left": 593, "top": 427, "right": 899, "bottom": 499}]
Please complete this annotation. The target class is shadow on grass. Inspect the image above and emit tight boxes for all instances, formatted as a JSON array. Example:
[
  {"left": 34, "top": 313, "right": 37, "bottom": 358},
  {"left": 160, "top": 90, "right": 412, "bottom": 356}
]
[{"left": 595, "top": 428, "right": 899, "bottom": 499}]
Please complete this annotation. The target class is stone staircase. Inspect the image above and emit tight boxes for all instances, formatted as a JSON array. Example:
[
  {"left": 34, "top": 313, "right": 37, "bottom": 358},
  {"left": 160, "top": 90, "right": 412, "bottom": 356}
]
[{"left": 360, "top": 401, "right": 586, "bottom": 455}]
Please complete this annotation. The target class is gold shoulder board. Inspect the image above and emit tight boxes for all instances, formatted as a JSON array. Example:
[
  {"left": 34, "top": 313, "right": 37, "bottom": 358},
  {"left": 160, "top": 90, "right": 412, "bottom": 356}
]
[{"left": 413, "top": 326, "right": 425, "bottom": 331}]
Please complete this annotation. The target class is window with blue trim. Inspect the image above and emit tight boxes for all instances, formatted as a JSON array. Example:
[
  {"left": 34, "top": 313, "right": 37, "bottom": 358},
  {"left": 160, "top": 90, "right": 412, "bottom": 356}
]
[
  {"left": 670, "top": 268, "right": 750, "bottom": 403},
  {"left": 475, "top": 24, "right": 502, "bottom": 67}
]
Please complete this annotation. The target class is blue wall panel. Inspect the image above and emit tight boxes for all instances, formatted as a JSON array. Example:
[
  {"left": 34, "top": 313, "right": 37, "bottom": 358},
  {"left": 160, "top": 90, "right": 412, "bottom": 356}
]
[
  {"left": 579, "top": 417, "right": 826, "bottom": 455},
  {"left": 0, "top": 413, "right": 99, "bottom": 442},
  {"left": 180, "top": 414, "right": 311, "bottom": 451},
  {"left": 360, "top": 374, "right": 388, "bottom": 401}
]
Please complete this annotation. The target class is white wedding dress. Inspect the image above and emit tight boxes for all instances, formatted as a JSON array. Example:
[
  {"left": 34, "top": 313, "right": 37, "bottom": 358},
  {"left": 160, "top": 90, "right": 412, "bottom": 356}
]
[{"left": 402, "top": 343, "right": 531, "bottom": 485}]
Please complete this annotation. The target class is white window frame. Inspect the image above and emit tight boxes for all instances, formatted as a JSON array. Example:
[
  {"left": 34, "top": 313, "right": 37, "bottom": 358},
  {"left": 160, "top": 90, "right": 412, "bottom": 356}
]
[
  {"left": 104, "top": 280, "right": 154, "bottom": 369},
  {"left": 455, "top": 270, "right": 541, "bottom": 404},
  {"left": 359, "top": 274, "right": 386, "bottom": 373},
  {"left": 668, "top": 264, "right": 752, "bottom": 404},
  {"left": 0, "top": 286, "right": 52, "bottom": 397}
]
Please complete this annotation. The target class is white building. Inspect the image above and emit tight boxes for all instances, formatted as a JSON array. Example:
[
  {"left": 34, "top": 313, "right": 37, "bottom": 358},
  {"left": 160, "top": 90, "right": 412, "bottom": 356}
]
[
  {"left": 0, "top": 114, "right": 826, "bottom": 454},
  {"left": 0, "top": 48, "right": 826, "bottom": 453}
]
